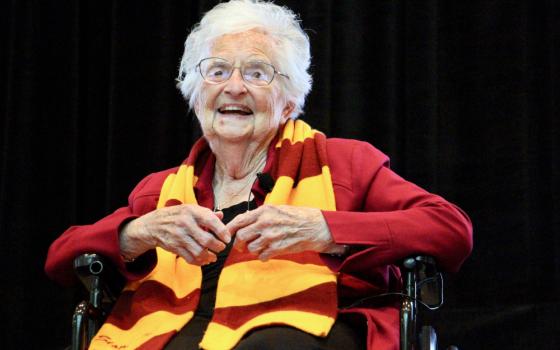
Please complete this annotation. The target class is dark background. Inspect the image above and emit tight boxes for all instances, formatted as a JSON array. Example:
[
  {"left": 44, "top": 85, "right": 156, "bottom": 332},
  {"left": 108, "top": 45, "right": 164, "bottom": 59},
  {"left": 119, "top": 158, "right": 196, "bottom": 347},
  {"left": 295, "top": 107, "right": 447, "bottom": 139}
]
[{"left": 1, "top": 1, "right": 558, "bottom": 349}]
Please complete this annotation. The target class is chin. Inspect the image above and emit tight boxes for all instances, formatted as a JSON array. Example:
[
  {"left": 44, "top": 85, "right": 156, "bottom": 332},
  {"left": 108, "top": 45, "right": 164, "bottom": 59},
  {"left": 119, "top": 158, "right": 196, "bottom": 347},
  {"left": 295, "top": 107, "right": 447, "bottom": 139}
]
[
  {"left": 213, "top": 114, "right": 254, "bottom": 137},
  {"left": 211, "top": 121, "right": 252, "bottom": 142},
  {"left": 215, "top": 129, "right": 253, "bottom": 142}
]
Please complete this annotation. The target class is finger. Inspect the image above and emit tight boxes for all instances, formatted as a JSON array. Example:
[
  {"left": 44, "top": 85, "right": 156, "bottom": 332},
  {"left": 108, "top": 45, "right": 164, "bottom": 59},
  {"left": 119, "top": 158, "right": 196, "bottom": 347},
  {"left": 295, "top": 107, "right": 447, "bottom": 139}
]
[
  {"left": 175, "top": 246, "right": 195, "bottom": 264},
  {"left": 197, "top": 249, "right": 217, "bottom": 265},
  {"left": 175, "top": 210, "right": 227, "bottom": 252},
  {"left": 149, "top": 213, "right": 218, "bottom": 263},
  {"left": 259, "top": 250, "right": 272, "bottom": 262},
  {"left": 196, "top": 212, "right": 231, "bottom": 244},
  {"left": 258, "top": 243, "right": 289, "bottom": 262},
  {"left": 257, "top": 244, "right": 280, "bottom": 262},
  {"left": 246, "top": 235, "right": 269, "bottom": 254},
  {"left": 226, "top": 208, "right": 260, "bottom": 234},
  {"left": 179, "top": 232, "right": 218, "bottom": 265},
  {"left": 179, "top": 247, "right": 216, "bottom": 266},
  {"left": 233, "top": 223, "right": 261, "bottom": 252},
  {"left": 188, "top": 224, "right": 227, "bottom": 253},
  {"left": 181, "top": 232, "right": 206, "bottom": 256},
  {"left": 258, "top": 234, "right": 306, "bottom": 261}
]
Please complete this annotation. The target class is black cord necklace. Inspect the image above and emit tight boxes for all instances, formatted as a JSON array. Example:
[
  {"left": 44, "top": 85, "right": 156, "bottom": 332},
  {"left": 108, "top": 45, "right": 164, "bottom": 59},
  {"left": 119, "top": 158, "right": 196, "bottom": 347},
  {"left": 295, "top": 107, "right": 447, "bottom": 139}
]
[{"left": 213, "top": 175, "right": 259, "bottom": 213}]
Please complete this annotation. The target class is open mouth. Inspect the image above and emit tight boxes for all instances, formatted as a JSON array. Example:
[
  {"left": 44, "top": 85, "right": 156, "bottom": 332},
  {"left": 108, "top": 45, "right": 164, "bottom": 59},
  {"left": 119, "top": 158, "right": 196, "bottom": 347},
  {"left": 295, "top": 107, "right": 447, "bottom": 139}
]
[{"left": 217, "top": 104, "right": 254, "bottom": 116}]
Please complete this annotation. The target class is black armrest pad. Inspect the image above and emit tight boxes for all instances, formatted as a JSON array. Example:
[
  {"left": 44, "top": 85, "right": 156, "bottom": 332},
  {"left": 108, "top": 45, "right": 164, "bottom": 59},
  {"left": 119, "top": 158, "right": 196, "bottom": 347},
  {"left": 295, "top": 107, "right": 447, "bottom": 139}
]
[
  {"left": 400, "top": 255, "right": 443, "bottom": 307},
  {"left": 73, "top": 253, "right": 124, "bottom": 304},
  {"left": 401, "top": 255, "right": 438, "bottom": 275}
]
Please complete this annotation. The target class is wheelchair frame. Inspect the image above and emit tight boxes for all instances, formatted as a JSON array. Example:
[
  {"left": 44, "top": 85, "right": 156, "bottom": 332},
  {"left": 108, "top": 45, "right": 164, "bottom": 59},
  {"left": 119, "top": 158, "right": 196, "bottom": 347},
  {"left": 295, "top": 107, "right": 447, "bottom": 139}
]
[{"left": 71, "top": 253, "right": 452, "bottom": 350}]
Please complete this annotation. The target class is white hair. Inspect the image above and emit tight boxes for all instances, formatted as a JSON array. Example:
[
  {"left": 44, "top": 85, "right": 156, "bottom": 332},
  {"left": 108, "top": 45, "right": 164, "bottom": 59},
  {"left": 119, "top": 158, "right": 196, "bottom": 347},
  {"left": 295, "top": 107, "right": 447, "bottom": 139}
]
[{"left": 176, "top": 0, "right": 312, "bottom": 119}]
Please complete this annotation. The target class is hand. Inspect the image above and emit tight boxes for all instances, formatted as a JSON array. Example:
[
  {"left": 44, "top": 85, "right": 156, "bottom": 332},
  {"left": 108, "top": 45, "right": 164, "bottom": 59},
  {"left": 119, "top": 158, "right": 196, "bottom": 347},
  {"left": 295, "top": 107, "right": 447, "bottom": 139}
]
[
  {"left": 226, "top": 204, "right": 338, "bottom": 261},
  {"left": 119, "top": 204, "right": 230, "bottom": 265}
]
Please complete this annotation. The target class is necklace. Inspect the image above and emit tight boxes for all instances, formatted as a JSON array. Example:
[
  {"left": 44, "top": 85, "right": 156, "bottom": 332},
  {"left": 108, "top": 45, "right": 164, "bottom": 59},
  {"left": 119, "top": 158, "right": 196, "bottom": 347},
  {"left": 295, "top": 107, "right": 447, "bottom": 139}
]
[
  {"left": 213, "top": 175, "right": 257, "bottom": 211},
  {"left": 212, "top": 153, "right": 267, "bottom": 211}
]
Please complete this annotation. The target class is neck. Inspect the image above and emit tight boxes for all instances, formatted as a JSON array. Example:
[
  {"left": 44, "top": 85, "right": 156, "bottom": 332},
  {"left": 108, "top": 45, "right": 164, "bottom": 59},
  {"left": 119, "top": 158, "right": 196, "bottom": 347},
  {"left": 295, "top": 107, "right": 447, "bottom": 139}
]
[
  {"left": 210, "top": 135, "right": 272, "bottom": 180},
  {"left": 210, "top": 136, "right": 271, "bottom": 210}
]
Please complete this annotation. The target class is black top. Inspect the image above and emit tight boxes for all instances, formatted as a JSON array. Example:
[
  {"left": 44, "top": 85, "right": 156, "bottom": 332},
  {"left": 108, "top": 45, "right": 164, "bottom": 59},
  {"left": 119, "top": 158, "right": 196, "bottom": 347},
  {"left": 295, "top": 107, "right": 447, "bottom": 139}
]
[
  {"left": 196, "top": 199, "right": 257, "bottom": 318},
  {"left": 164, "top": 199, "right": 364, "bottom": 350}
]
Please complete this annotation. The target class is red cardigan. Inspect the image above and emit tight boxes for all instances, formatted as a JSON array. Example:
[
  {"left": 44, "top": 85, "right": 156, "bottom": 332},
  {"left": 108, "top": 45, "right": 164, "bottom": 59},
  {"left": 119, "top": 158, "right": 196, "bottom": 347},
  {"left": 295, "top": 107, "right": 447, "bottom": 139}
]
[{"left": 45, "top": 138, "right": 472, "bottom": 350}]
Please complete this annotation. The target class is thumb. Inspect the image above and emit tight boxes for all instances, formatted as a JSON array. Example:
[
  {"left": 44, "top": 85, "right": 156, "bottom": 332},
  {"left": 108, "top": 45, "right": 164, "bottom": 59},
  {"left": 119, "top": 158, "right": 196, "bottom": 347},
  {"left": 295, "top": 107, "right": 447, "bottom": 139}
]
[{"left": 214, "top": 211, "right": 224, "bottom": 220}]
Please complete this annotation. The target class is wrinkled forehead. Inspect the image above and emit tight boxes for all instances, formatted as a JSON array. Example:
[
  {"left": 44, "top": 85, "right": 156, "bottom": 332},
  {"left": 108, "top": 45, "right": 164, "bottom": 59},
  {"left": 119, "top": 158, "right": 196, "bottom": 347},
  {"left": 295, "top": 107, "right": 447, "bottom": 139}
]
[{"left": 210, "top": 30, "right": 276, "bottom": 63}]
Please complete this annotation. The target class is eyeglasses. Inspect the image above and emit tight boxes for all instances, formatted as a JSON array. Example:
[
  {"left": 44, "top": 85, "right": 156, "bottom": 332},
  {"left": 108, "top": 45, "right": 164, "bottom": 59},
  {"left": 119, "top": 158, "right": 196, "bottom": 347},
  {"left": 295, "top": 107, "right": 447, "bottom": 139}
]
[{"left": 196, "top": 57, "right": 289, "bottom": 87}]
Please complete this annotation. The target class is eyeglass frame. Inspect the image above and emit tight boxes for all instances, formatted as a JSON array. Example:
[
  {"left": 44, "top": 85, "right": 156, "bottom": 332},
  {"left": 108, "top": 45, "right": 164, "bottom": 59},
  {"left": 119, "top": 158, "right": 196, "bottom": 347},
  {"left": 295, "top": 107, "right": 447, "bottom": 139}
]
[{"left": 195, "top": 56, "right": 290, "bottom": 86}]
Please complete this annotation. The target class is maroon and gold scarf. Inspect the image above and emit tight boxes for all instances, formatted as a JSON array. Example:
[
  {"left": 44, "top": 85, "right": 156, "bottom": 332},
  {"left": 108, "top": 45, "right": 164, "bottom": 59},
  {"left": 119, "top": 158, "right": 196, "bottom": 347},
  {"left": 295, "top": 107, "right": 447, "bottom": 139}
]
[{"left": 90, "top": 119, "right": 338, "bottom": 349}]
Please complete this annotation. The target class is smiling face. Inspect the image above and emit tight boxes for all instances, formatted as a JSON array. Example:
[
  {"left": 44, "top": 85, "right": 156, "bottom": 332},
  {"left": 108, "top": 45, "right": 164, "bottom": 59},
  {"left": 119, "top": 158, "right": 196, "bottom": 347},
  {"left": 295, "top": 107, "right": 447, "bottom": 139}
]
[{"left": 194, "top": 30, "right": 293, "bottom": 147}]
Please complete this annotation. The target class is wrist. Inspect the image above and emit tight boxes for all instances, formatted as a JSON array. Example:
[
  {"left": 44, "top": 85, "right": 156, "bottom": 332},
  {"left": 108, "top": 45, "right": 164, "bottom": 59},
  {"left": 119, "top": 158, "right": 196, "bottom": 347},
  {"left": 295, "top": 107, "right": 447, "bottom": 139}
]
[
  {"left": 120, "top": 252, "right": 137, "bottom": 263},
  {"left": 327, "top": 243, "right": 350, "bottom": 257},
  {"left": 119, "top": 219, "right": 142, "bottom": 263}
]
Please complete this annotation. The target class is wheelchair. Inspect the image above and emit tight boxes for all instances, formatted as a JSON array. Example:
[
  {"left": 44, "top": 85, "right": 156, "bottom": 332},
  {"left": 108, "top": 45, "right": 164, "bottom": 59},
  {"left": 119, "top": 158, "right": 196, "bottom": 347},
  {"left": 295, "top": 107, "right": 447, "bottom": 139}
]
[{"left": 70, "top": 254, "right": 458, "bottom": 350}]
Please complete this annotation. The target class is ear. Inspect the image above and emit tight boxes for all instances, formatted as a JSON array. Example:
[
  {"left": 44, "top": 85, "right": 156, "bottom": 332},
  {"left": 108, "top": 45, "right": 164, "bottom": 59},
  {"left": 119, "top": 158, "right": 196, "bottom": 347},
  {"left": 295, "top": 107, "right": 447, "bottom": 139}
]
[
  {"left": 281, "top": 101, "right": 295, "bottom": 122},
  {"left": 194, "top": 99, "right": 200, "bottom": 115},
  {"left": 193, "top": 99, "right": 204, "bottom": 121}
]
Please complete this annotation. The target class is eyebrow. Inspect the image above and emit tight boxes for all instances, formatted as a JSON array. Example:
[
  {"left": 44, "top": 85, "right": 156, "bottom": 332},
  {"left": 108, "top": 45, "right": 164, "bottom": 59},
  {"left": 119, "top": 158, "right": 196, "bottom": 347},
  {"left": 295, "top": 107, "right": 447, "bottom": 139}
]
[{"left": 214, "top": 53, "right": 272, "bottom": 65}]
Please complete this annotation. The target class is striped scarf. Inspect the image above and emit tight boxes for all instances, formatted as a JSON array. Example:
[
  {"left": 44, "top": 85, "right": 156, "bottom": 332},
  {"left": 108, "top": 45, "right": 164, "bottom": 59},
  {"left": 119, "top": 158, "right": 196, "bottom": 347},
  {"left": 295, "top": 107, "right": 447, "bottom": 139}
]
[{"left": 90, "top": 120, "right": 338, "bottom": 350}]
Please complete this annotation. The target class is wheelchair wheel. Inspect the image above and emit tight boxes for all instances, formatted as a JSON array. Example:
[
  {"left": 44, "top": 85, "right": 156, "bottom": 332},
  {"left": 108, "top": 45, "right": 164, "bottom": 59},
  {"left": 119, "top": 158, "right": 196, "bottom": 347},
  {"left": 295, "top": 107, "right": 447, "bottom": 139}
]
[{"left": 419, "top": 325, "right": 438, "bottom": 350}]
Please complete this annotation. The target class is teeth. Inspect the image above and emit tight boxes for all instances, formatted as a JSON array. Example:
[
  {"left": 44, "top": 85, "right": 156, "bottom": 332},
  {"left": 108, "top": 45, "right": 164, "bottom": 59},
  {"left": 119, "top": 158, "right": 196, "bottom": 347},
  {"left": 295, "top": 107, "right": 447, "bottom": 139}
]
[{"left": 219, "top": 105, "right": 252, "bottom": 113}]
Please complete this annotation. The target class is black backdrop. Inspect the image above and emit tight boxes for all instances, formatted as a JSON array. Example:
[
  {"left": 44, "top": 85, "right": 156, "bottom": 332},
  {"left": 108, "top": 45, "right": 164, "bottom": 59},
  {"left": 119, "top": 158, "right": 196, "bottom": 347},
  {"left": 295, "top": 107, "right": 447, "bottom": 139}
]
[{"left": 1, "top": 1, "right": 558, "bottom": 349}]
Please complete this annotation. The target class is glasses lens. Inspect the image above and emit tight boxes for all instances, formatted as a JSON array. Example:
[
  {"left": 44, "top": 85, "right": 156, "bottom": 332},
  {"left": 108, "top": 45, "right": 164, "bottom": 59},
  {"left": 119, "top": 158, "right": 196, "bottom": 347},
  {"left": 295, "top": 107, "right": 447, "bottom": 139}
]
[
  {"left": 242, "top": 61, "right": 274, "bottom": 86},
  {"left": 200, "top": 58, "right": 232, "bottom": 83}
]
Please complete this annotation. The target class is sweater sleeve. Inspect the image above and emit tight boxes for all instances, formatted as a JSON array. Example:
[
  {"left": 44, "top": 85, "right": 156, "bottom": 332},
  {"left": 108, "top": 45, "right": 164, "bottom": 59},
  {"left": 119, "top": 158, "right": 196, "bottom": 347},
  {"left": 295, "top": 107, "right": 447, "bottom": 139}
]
[
  {"left": 44, "top": 172, "right": 165, "bottom": 287},
  {"left": 322, "top": 139, "right": 473, "bottom": 275}
]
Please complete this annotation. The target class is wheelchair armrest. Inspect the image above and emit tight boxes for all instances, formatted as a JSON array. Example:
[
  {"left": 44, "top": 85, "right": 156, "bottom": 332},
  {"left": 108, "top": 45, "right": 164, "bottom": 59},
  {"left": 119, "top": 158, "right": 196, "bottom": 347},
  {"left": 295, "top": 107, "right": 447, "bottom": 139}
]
[
  {"left": 73, "top": 253, "right": 124, "bottom": 308},
  {"left": 71, "top": 253, "right": 125, "bottom": 350},
  {"left": 400, "top": 255, "right": 444, "bottom": 350},
  {"left": 401, "top": 255, "right": 437, "bottom": 274},
  {"left": 400, "top": 255, "right": 442, "bottom": 308}
]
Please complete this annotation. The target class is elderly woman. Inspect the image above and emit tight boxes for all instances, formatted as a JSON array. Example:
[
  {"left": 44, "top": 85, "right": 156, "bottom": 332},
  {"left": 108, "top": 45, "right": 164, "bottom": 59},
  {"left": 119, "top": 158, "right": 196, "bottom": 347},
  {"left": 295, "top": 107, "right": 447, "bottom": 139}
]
[{"left": 45, "top": 1, "right": 472, "bottom": 349}]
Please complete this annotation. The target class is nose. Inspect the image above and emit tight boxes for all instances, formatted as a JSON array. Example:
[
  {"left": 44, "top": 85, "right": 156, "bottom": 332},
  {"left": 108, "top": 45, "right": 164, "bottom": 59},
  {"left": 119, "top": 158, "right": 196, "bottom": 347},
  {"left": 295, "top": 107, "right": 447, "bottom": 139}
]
[{"left": 223, "top": 68, "right": 248, "bottom": 97}]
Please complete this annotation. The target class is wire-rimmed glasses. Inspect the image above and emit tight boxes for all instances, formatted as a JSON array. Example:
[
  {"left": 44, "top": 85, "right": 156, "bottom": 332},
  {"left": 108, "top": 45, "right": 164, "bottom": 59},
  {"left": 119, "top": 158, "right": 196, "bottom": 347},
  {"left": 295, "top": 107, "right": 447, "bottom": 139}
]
[{"left": 196, "top": 57, "right": 289, "bottom": 87}]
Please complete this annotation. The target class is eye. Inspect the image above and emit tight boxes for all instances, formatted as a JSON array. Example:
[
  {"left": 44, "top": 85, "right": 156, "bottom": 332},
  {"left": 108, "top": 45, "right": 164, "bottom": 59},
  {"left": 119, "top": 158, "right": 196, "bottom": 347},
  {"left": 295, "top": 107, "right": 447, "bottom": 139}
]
[
  {"left": 250, "top": 70, "right": 263, "bottom": 79},
  {"left": 243, "top": 62, "right": 272, "bottom": 83},
  {"left": 203, "top": 61, "right": 232, "bottom": 81},
  {"left": 207, "top": 65, "right": 227, "bottom": 78}
]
